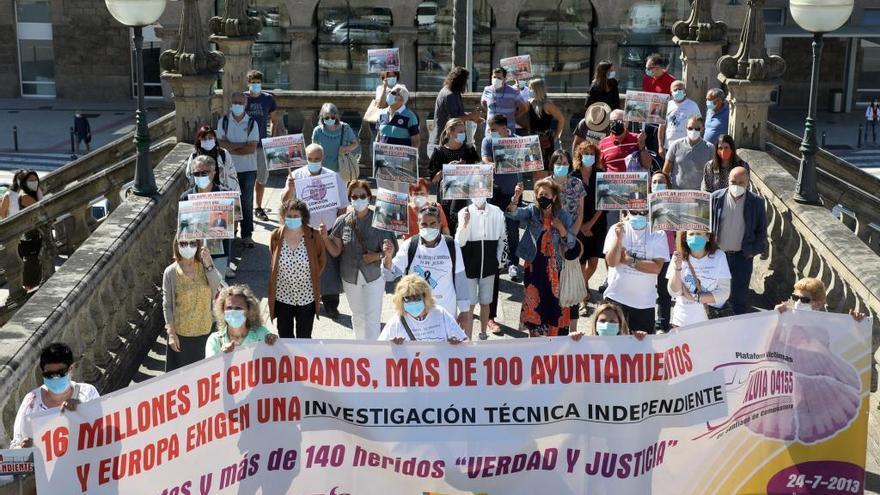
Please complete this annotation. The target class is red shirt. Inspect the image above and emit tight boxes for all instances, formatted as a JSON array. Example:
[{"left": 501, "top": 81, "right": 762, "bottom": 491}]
[
  {"left": 599, "top": 132, "right": 640, "bottom": 173},
  {"left": 642, "top": 71, "right": 676, "bottom": 95}
]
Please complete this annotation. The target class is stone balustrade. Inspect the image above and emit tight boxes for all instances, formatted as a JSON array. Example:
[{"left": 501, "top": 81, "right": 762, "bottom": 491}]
[
  {"left": 0, "top": 142, "right": 193, "bottom": 448},
  {"left": 0, "top": 139, "right": 178, "bottom": 325}
]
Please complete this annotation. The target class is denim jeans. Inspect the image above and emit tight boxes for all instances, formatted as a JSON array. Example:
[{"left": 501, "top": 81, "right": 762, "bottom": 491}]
[
  {"left": 237, "top": 171, "right": 257, "bottom": 239},
  {"left": 726, "top": 251, "right": 754, "bottom": 315}
]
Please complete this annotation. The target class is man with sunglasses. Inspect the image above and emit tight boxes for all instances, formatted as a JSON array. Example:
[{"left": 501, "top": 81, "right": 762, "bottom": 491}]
[
  {"left": 663, "top": 115, "right": 713, "bottom": 190},
  {"left": 11, "top": 342, "right": 100, "bottom": 448},
  {"left": 376, "top": 84, "right": 421, "bottom": 148},
  {"left": 181, "top": 155, "right": 234, "bottom": 279},
  {"left": 382, "top": 205, "right": 470, "bottom": 327}
]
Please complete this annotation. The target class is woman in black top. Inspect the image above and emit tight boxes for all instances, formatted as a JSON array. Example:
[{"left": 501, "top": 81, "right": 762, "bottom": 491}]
[
  {"left": 585, "top": 60, "right": 621, "bottom": 110},
  {"left": 429, "top": 117, "right": 480, "bottom": 233},
  {"left": 527, "top": 78, "right": 566, "bottom": 180},
  {"left": 573, "top": 142, "right": 607, "bottom": 316}
]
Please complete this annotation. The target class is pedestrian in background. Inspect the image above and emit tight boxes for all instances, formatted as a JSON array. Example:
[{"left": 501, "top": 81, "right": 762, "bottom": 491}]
[
  {"left": 866, "top": 99, "right": 878, "bottom": 145},
  {"left": 432, "top": 66, "right": 483, "bottom": 145},
  {"left": 73, "top": 111, "right": 91, "bottom": 154},
  {"left": 702, "top": 134, "right": 748, "bottom": 193}
]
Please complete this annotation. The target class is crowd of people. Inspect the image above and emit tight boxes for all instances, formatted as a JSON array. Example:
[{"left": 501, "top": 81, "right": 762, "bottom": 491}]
[{"left": 6, "top": 60, "right": 870, "bottom": 448}]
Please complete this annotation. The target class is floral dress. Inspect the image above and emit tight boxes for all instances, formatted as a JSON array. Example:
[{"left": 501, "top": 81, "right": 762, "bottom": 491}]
[{"left": 521, "top": 216, "right": 570, "bottom": 336}]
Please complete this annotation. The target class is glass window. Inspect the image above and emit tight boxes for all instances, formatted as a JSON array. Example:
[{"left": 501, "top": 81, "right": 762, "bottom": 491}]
[
  {"left": 416, "top": 0, "right": 492, "bottom": 91},
  {"left": 19, "top": 39, "right": 55, "bottom": 96},
  {"left": 516, "top": 0, "right": 592, "bottom": 92},
  {"left": 763, "top": 8, "right": 786, "bottom": 26},
  {"left": 317, "top": 1, "right": 393, "bottom": 90},
  {"left": 16, "top": 0, "right": 51, "bottom": 23},
  {"left": 855, "top": 38, "right": 880, "bottom": 104},
  {"left": 249, "top": 0, "right": 292, "bottom": 90},
  {"left": 864, "top": 9, "right": 880, "bottom": 26},
  {"left": 616, "top": 0, "right": 689, "bottom": 92},
  {"left": 133, "top": 41, "right": 163, "bottom": 97}
]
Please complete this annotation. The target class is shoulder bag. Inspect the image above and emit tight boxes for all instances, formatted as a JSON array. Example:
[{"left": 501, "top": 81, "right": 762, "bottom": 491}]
[
  {"left": 684, "top": 256, "right": 733, "bottom": 320},
  {"left": 337, "top": 124, "right": 360, "bottom": 184}
]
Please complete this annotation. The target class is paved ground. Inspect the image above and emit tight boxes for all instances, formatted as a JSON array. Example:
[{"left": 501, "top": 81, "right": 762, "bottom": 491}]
[{"left": 132, "top": 172, "right": 610, "bottom": 383}]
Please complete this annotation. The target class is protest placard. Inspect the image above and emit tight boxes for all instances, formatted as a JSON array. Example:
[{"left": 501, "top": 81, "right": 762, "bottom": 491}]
[
  {"left": 493, "top": 135, "right": 543, "bottom": 174},
  {"left": 189, "top": 191, "right": 242, "bottom": 222},
  {"left": 624, "top": 91, "right": 669, "bottom": 126},
  {"left": 31, "top": 311, "right": 872, "bottom": 495},
  {"left": 500, "top": 55, "right": 532, "bottom": 81},
  {"left": 650, "top": 189, "right": 712, "bottom": 231},
  {"left": 595, "top": 172, "right": 649, "bottom": 210},
  {"left": 262, "top": 134, "right": 306, "bottom": 170},
  {"left": 441, "top": 164, "right": 493, "bottom": 200},
  {"left": 177, "top": 198, "right": 235, "bottom": 240},
  {"left": 367, "top": 48, "right": 400, "bottom": 73},
  {"left": 373, "top": 142, "right": 418, "bottom": 184},
  {"left": 293, "top": 172, "right": 342, "bottom": 215},
  {"left": 372, "top": 187, "right": 409, "bottom": 234},
  {"left": 0, "top": 449, "right": 34, "bottom": 476}
]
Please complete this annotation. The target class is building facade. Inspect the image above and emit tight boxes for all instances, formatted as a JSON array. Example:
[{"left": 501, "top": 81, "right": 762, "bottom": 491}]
[{"left": 0, "top": 0, "right": 877, "bottom": 111}]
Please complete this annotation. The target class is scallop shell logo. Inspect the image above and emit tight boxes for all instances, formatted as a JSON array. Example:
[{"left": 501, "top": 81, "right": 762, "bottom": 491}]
[{"left": 305, "top": 179, "right": 328, "bottom": 202}]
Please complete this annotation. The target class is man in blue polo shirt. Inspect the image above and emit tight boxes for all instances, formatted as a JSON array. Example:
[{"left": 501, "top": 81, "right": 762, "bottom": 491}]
[
  {"left": 704, "top": 88, "right": 729, "bottom": 146},
  {"left": 376, "top": 85, "right": 421, "bottom": 148}
]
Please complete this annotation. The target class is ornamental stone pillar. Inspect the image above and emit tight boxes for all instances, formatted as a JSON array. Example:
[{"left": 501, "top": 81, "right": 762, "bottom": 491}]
[
  {"left": 593, "top": 28, "right": 626, "bottom": 69},
  {"left": 210, "top": 0, "right": 261, "bottom": 110},
  {"left": 491, "top": 28, "right": 519, "bottom": 64},
  {"left": 673, "top": 0, "right": 727, "bottom": 114},
  {"left": 717, "top": 0, "right": 785, "bottom": 150},
  {"left": 390, "top": 27, "right": 418, "bottom": 89},
  {"left": 288, "top": 26, "right": 317, "bottom": 90}
]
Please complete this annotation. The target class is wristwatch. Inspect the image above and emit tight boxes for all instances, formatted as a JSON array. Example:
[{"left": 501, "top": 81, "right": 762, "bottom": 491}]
[
  {"left": 628, "top": 256, "right": 637, "bottom": 268},
  {"left": 204, "top": 264, "right": 214, "bottom": 272}
]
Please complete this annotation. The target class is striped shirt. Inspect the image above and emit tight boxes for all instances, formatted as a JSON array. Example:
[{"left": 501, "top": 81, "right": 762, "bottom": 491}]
[
  {"left": 598, "top": 132, "right": 640, "bottom": 173},
  {"left": 481, "top": 84, "right": 524, "bottom": 131},
  {"left": 378, "top": 106, "right": 420, "bottom": 146}
]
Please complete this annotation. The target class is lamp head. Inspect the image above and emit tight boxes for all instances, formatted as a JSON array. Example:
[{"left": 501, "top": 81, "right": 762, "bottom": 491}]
[
  {"left": 790, "top": 0, "right": 854, "bottom": 33},
  {"left": 105, "top": 0, "right": 167, "bottom": 26}
]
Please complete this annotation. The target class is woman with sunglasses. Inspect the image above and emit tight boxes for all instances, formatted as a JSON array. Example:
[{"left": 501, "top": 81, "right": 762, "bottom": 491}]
[
  {"left": 323, "top": 180, "right": 397, "bottom": 340},
  {"left": 667, "top": 230, "right": 731, "bottom": 329},
  {"left": 378, "top": 274, "right": 467, "bottom": 343},
  {"left": 180, "top": 155, "right": 235, "bottom": 278},
  {"left": 775, "top": 277, "right": 867, "bottom": 321},
  {"left": 162, "top": 235, "right": 223, "bottom": 370},
  {"left": 206, "top": 285, "right": 278, "bottom": 357},
  {"left": 11, "top": 342, "right": 100, "bottom": 448},
  {"left": 311, "top": 102, "right": 360, "bottom": 181},
  {"left": 185, "top": 125, "right": 240, "bottom": 193}
]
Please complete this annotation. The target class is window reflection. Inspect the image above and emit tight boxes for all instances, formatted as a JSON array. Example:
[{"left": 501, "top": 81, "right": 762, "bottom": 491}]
[
  {"left": 616, "top": 0, "right": 689, "bottom": 92},
  {"left": 516, "top": 0, "right": 592, "bottom": 92},
  {"left": 317, "top": 2, "right": 393, "bottom": 90},
  {"left": 416, "top": 0, "right": 492, "bottom": 91}
]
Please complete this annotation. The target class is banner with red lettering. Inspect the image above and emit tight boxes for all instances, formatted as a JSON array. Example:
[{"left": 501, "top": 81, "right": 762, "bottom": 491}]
[{"left": 30, "top": 311, "right": 871, "bottom": 494}]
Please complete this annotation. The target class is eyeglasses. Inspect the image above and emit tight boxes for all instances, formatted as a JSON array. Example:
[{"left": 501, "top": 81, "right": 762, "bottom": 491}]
[
  {"left": 193, "top": 171, "right": 210, "bottom": 177},
  {"left": 419, "top": 206, "right": 440, "bottom": 215},
  {"left": 646, "top": 66, "right": 660, "bottom": 71},
  {"left": 630, "top": 211, "right": 648, "bottom": 216},
  {"left": 350, "top": 194, "right": 369, "bottom": 200},
  {"left": 403, "top": 296, "right": 423, "bottom": 303},
  {"left": 390, "top": 91, "right": 399, "bottom": 96},
  {"left": 179, "top": 241, "right": 199, "bottom": 248},
  {"left": 42, "top": 367, "right": 69, "bottom": 379},
  {"left": 791, "top": 294, "right": 812, "bottom": 304}
]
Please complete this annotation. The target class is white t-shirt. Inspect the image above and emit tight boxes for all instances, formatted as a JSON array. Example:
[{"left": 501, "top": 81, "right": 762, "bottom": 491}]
[
  {"left": 664, "top": 98, "right": 701, "bottom": 146},
  {"left": 12, "top": 382, "right": 100, "bottom": 447},
  {"left": 385, "top": 237, "right": 467, "bottom": 316},
  {"left": 289, "top": 166, "right": 349, "bottom": 229},
  {"left": 215, "top": 115, "right": 260, "bottom": 173},
  {"left": 603, "top": 226, "right": 671, "bottom": 309},
  {"left": 378, "top": 307, "right": 467, "bottom": 342},
  {"left": 666, "top": 252, "right": 732, "bottom": 327}
]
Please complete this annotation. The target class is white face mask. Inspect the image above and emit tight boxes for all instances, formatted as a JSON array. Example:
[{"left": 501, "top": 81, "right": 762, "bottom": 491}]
[
  {"left": 412, "top": 195, "right": 427, "bottom": 207},
  {"left": 687, "top": 129, "right": 702, "bottom": 141},
  {"left": 27, "top": 180, "right": 39, "bottom": 191},
  {"left": 179, "top": 245, "right": 198, "bottom": 259},
  {"left": 492, "top": 78, "right": 504, "bottom": 90},
  {"left": 793, "top": 301, "right": 813, "bottom": 312},
  {"left": 200, "top": 139, "right": 216, "bottom": 151},
  {"left": 729, "top": 184, "right": 746, "bottom": 197},
  {"left": 473, "top": 197, "right": 486, "bottom": 208},
  {"left": 352, "top": 198, "right": 370, "bottom": 212}
]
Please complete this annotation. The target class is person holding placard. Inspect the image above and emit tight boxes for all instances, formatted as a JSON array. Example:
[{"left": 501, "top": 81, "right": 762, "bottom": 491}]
[
  {"left": 374, "top": 70, "right": 400, "bottom": 110},
  {"left": 162, "top": 236, "right": 222, "bottom": 371},
  {"left": 206, "top": 285, "right": 278, "bottom": 357},
  {"left": 282, "top": 143, "right": 348, "bottom": 318},
  {"left": 324, "top": 180, "right": 398, "bottom": 340},
  {"left": 663, "top": 115, "right": 713, "bottom": 190},
  {"left": 506, "top": 179, "right": 576, "bottom": 336},
  {"left": 377, "top": 85, "right": 420, "bottom": 148},
  {"left": 405, "top": 178, "right": 450, "bottom": 239},
  {"left": 216, "top": 92, "right": 260, "bottom": 249},
  {"left": 549, "top": 150, "right": 586, "bottom": 332},
  {"left": 573, "top": 142, "right": 607, "bottom": 316},
  {"left": 667, "top": 231, "right": 731, "bottom": 329},
  {"left": 268, "top": 199, "right": 327, "bottom": 338},
  {"left": 180, "top": 155, "right": 234, "bottom": 278},
  {"left": 642, "top": 53, "right": 676, "bottom": 153},
  {"left": 245, "top": 70, "right": 279, "bottom": 223},
  {"left": 598, "top": 109, "right": 651, "bottom": 173},
  {"left": 429, "top": 117, "right": 480, "bottom": 232},
  {"left": 185, "top": 125, "right": 239, "bottom": 193},
  {"left": 658, "top": 80, "right": 701, "bottom": 158},
  {"left": 650, "top": 172, "right": 676, "bottom": 333},
  {"left": 378, "top": 275, "right": 467, "bottom": 344}
]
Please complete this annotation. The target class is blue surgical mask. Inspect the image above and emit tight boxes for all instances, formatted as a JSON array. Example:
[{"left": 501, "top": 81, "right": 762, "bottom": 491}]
[
  {"left": 581, "top": 155, "right": 596, "bottom": 167},
  {"left": 323, "top": 118, "right": 336, "bottom": 126},
  {"left": 672, "top": 90, "right": 686, "bottom": 102},
  {"left": 307, "top": 161, "right": 322, "bottom": 173},
  {"left": 43, "top": 373, "right": 71, "bottom": 394},
  {"left": 686, "top": 235, "right": 708, "bottom": 252},
  {"left": 652, "top": 182, "right": 667, "bottom": 192},
  {"left": 554, "top": 164, "right": 569, "bottom": 177},
  {"left": 645, "top": 68, "right": 654, "bottom": 77},
  {"left": 489, "top": 131, "right": 501, "bottom": 140},
  {"left": 596, "top": 321, "right": 620, "bottom": 336},
  {"left": 231, "top": 104, "right": 245, "bottom": 115},
  {"left": 420, "top": 227, "right": 440, "bottom": 242},
  {"left": 628, "top": 214, "right": 647, "bottom": 230},
  {"left": 249, "top": 83, "right": 261, "bottom": 93},
  {"left": 195, "top": 175, "right": 211, "bottom": 189},
  {"left": 386, "top": 77, "right": 397, "bottom": 86},
  {"left": 404, "top": 300, "right": 425, "bottom": 318},
  {"left": 224, "top": 309, "right": 247, "bottom": 328},
  {"left": 386, "top": 93, "right": 397, "bottom": 106},
  {"left": 455, "top": 132, "right": 466, "bottom": 143},
  {"left": 706, "top": 100, "right": 715, "bottom": 112},
  {"left": 608, "top": 71, "right": 617, "bottom": 80},
  {"left": 352, "top": 198, "right": 370, "bottom": 212},
  {"left": 285, "top": 217, "right": 302, "bottom": 229}
]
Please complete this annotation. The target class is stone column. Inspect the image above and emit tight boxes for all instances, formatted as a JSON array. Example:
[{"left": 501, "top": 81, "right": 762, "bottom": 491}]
[
  {"left": 164, "top": 73, "right": 218, "bottom": 142},
  {"left": 492, "top": 28, "right": 519, "bottom": 64},
  {"left": 721, "top": 78, "right": 778, "bottom": 150},
  {"left": 676, "top": 40, "right": 724, "bottom": 113},
  {"left": 153, "top": 27, "right": 180, "bottom": 100},
  {"left": 212, "top": 37, "right": 255, "bottom": 108},
  {"left": 593, "top": 28, "right": 626, "bottom": 68},
  {"left": 288, "top": 26, "right": 317, "bottom": 90},
  {"left": 451, "top": 0, "right": 468, "bottom": 68},
  {"left": 390, "top": 27, "right": 418, "bottom": 89}
]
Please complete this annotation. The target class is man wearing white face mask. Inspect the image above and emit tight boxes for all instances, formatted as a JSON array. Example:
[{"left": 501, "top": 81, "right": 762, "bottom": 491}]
[
  {"left": 658, "top": 80, "right": 700, "bottom": 157},
  {"left": 480, "top": 67, "right": 528, "bottom": 134},
  {"left": 711, "top": 166, "right": 768, "bottom": 315},
  {"left": 180, "top": 155, "right": 233, "bottom": 278},
  {"left": 282, "top": 143, "right": 349, "bottom": 318},
  {"left": 217, "top": 92, "right": 260, "bottom": 248},
  {"left": 663, "top": 115, "right": 713, "bottom": 190},
  {"left": 383, "top": 206, "right": 470, "bottom": 324},
  {"left": 455, "top": 195, "right": 506, "bottom": 340},
  {"left": 376, "top": 84, "right": 421, "bottom": 148}
]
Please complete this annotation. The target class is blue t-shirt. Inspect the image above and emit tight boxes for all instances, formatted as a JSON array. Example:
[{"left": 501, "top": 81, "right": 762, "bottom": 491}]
[
  {"left": 481, "top": 85, "right": 524, "bottom": 132},
  {"left": 245, "top": 92, "right": 277, "bottom": 141},
  {"left": 311, "top": 123, "right": 359, "bottom": 173},
  {"left": 704, "top": 103, "right": 729, "bottom": 146},
  {"left": 481, "top": 136, "right": 520, "bottom": 195},
  {"left": 377, "top": 107, "right": 420, "bottom": 146}
]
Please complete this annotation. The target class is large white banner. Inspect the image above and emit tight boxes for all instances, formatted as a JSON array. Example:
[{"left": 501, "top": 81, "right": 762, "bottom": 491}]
[{"left": 30, "top": 311, "right": 871, "bottom": 494}]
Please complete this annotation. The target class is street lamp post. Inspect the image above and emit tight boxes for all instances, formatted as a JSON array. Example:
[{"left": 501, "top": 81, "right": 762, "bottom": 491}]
[
  {"left": 104, "top": 0, "right": 168, "bottom": 197},
  {"left": 789, "top": 0, "right": 854, "bottom": 205}
]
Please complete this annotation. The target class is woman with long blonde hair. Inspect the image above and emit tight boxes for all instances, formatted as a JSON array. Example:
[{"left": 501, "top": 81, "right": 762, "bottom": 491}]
[
  {"left": 378, "top": 275, "right": 467, "bottom": 343},
  {"left": 205, "top": 284, "right": 278, "bottom": 357},
  {"left": 527, "top": 78, "right": 566, "bottom": 180}
]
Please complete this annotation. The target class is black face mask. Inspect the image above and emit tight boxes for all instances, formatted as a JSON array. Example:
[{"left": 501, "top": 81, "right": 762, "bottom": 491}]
[
  {"left": 537, "top": 196, "right": 554, "bottom": 209},
  {"left": 609, "top": 120, "right": 625, "bottom": 136}
]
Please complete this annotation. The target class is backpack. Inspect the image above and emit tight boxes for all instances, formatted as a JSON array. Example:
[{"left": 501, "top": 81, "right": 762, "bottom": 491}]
[
  {"left": 221, "top": 114, "right": 257, "bottom": 138},
  {"left": 405, "top": 235, "right": 457, "bottom": 275}
]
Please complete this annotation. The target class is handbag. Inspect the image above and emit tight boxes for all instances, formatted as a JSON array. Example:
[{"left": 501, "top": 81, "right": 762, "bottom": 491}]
[
  {"left": 363, "top": 99, "right": 381, "bottom": 124},
  {"left": 337, "top": 124, "right": 359, "bottom": 184},
  {"left": 558, "top": 243, "right": 588, "bottom": 307},
  {"left": 684, "top": 256, "right": 733, "bottom": 320}
]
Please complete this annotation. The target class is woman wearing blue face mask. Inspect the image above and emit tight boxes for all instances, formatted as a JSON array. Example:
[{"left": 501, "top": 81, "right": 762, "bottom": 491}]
[
  {"left": 429, "top": 117, "right": 480, "bottom": 232},
  {"left": 11, "top": 342, "right": 100, "bottom": 448},
  {"left": 311, "top": 102, "right": 360, "bottom": 181},
  {"left": 585, "top": 60, "right": 621, "bottom": 111},
  {"left": 572, "top": 142, "right": 606, "bottom": 316},
  {"left": 206, "top": 285, "right": 277, "bottom": 357},
  {"left": 547, "top": 150, "right": 586, "bottom": 332},
  {"left": 569, "top": 303, "right": 647, "bottom": 340},
  {"left": 667, "top": 230, "right": 731, "bottom": 329},
  {"left": 268, "top": 199, "right": 327, "bottom": 339},
  {"left": 378, "top": 275, "right": 467, "bottom": 343}
]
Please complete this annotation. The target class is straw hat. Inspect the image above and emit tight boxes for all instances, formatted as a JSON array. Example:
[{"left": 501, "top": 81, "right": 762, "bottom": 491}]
[{"left": 585, "top": 102, "right": 612, "bottom": 132}]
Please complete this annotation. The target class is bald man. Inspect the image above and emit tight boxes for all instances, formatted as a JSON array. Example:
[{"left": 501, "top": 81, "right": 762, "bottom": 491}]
[{"left": 710, "top": 166, "right": 767, "bottom": 314}]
